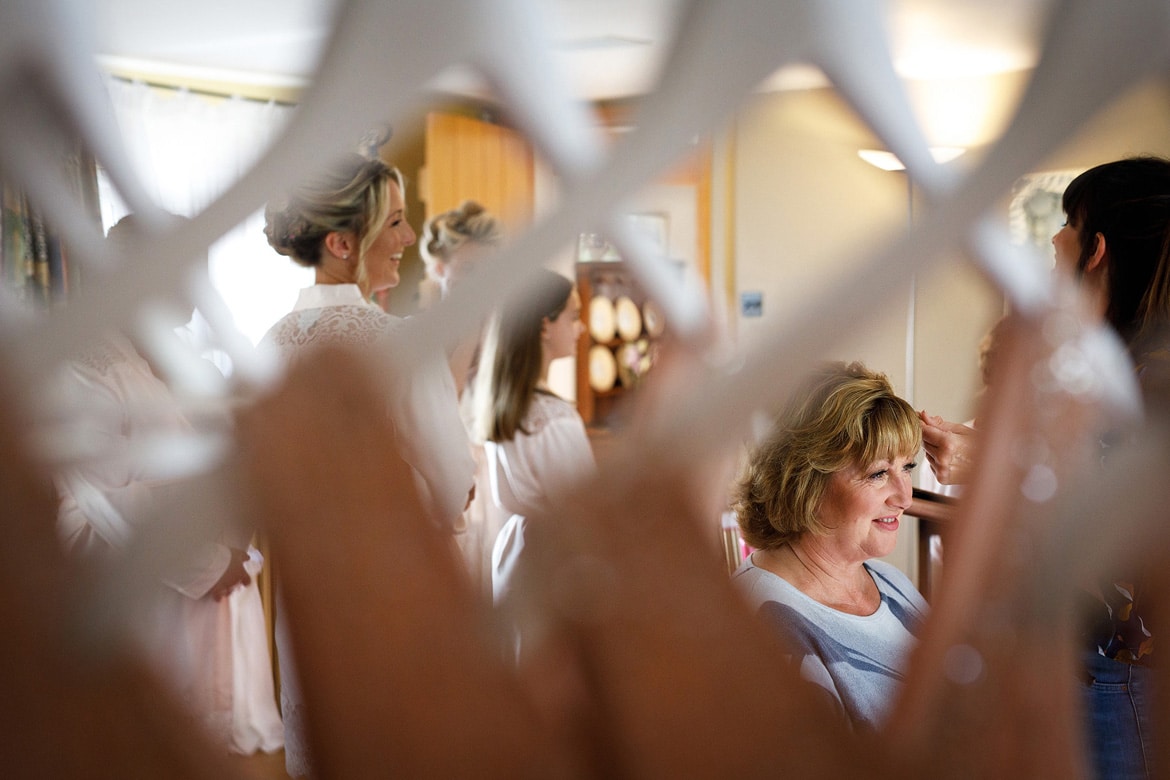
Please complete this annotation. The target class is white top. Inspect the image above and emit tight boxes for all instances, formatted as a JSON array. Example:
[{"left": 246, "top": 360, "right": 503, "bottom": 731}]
[
  {"left": 733, "top": 555, "right": 928, "bottom": 732},
  {"left": 486, "top": 392, "right": 595, "bottom": 604},
  {"left": 262, "top": 283, "right": 475, "bottom": 527},
  {"left": 485, "top": 391, "right": 595, "bottom": 518}
]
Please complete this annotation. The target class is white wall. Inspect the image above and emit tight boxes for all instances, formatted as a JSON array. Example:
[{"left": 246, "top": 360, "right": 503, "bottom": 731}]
[{"left": 733, "top": 88, "right": 918, "bottom": 395}]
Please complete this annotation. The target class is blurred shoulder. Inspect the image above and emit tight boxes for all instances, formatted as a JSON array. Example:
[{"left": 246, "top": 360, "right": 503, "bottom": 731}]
[{"left": 524, "top": 391, "right": 582, "bottom": 432}]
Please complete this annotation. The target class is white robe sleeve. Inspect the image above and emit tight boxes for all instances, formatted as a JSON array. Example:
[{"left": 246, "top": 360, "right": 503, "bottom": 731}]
[
  {"left": 53, "top": 344, "right": 233, "bottom": 600},
  {"left": 388, "top": 352, "right": 476, "bottom": 529},
  {"left": 489, "top": 401, "right": 595, "bottom": 519}
]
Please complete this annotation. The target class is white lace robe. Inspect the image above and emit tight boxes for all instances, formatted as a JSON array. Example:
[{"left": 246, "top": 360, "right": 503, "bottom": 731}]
[
  {"left": 261, "top": 284, "right": 476, "bottom": 778},
  {"left": 261, "top": 284, "right": 475, "bottom": 527}
]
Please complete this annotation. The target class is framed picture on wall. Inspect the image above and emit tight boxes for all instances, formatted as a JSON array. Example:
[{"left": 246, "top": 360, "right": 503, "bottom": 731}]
[
  {"left": 578, "top": 232, "right": 621, "bottom": 261},
  {"left": 1008, "top": 169, "right": 1083, "bottom": 262},
  {"left": 627, "top": 212, "right": 669, "bottom": 256}
]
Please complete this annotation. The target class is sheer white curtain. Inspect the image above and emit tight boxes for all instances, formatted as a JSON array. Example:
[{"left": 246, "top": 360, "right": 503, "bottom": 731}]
[{"left": 100, "top": 78, "right": 312, "bottom": 353}]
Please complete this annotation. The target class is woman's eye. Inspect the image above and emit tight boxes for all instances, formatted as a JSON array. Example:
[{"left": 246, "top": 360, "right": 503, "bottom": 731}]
[
  {"left": 868, "top": 470, "right": 888, "bottom": 481},
  {"left": 903, "top": 462, "right": 917, "bottom": 473}
]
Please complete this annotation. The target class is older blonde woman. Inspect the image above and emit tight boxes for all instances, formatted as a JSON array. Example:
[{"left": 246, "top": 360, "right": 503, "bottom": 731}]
[{"left": 732, "top": 360, "right": 927, "bottom": 732}]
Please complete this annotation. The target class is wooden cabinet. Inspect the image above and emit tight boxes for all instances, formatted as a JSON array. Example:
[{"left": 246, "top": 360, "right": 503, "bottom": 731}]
[{"left": 575, "top": 260, "right": 667, "bottom": 429}]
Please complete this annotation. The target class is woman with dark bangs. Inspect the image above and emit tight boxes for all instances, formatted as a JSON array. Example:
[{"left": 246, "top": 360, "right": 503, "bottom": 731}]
[{"left": 923, "top": 156, "right": 1170, "bottom": 779}]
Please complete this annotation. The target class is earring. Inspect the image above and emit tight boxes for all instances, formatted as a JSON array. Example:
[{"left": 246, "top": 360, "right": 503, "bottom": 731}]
[{"left": 342, "top": 254, "right": 350, "bottom": 260}]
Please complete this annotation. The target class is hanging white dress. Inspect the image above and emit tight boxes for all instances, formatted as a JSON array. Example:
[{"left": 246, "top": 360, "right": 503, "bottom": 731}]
[{"left": 54, "top": 333, "right": 284, "bottom": 755}]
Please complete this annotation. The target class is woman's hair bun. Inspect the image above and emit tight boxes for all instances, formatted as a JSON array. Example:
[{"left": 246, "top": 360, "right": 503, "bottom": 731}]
[
  {"left": 459, "top": 200, "right": 485, "bottom": 219},
  {"left": 263, "top": 198, "right": 319, "bottom": 263},
  {"left": 421, "top": 200, "right": 502, "bottom": 266},
  {"left": 263, "top": 199, "right": 298, "bottom": 257}
]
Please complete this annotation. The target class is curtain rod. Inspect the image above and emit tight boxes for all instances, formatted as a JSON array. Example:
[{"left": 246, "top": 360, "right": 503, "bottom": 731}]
[{"left": 107, "top": 73, "right": 300, "bottom": 108}]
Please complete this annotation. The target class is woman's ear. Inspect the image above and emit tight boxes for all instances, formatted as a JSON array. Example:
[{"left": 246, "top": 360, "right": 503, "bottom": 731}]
[
  {"left": 324, "top": 231, "right": 356, "bottom": 261},
  {"left": 1084, "top": 231, "right": 1108, "bottom": 273}
]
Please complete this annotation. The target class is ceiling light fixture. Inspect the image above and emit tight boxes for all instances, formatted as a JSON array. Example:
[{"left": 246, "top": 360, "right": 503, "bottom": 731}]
[{"left": 857, "top": 147, "right": 966, "bottom": 171}]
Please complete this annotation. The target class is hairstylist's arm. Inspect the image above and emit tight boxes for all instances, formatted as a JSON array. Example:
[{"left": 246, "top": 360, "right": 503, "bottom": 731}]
[{"left": 919, "top": 411, "right": 978, "bottom": 486}]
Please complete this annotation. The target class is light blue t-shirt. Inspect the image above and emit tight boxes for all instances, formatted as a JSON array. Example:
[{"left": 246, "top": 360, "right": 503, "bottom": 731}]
[{"left": 732, "top": 554, "right": 928, "bottom": 732}]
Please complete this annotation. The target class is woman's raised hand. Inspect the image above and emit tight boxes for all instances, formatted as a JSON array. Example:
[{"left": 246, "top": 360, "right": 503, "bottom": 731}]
[{"left": 918, "top": 411, "right": 978, "bottom": 486}]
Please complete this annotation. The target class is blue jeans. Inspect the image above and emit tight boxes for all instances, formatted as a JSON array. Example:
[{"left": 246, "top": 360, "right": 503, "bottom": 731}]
[{"left": 1082, "top": 650, "right": 1154, "bottom": 780}]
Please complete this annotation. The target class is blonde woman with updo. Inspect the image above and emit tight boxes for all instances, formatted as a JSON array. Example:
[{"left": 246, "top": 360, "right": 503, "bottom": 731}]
[
  {"left": 421, "top": 200, "right": 503, "bottom": 299},
  {"left": 261, "top": 153, "right": 475, "bottom": 778},
  {"left": 420, "top": 200, "right": 503, "bottom": 393},
  {"left": 420, "top": 201, "right": 511, "bottom": 594}
]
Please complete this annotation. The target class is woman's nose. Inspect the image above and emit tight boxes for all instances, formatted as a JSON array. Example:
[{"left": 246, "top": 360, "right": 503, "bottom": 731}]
[{"left": 890, "top": 472, "right": 913, "bottom": 509}]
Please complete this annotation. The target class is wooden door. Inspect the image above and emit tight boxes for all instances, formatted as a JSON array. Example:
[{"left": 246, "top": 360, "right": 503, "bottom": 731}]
[{"left": 421, "top": 112, "right": 534, "bottom": 229}]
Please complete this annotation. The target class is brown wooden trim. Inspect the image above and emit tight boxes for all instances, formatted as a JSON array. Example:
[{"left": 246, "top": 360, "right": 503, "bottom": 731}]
[
  {"left": 910, "top": 488, "right": 958, "bottom": 602},
  {"left": 909, "top": 487, "right": 959, "bottom": 524},
  {"left": 695, "top": 141, "right": 712, "bottom": 286}
]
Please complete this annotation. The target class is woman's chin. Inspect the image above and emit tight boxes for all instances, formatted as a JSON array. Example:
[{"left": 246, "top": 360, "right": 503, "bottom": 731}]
[{"left": 371, "top": 276, "right": 400, "bottom": 293}]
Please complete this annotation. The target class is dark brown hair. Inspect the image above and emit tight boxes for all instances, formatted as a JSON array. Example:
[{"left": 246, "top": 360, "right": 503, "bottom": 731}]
[
  {"left": 473, "top": 269, "right": 574, "bottom": 443},
  {"left": 1062, "top": 156, "right": 1170, "bottom": 355}
]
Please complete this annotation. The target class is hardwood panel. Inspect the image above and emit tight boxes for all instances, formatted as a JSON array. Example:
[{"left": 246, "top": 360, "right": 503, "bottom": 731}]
[{"left": 423, "top": 111, "right": 534, "bottom": 231}]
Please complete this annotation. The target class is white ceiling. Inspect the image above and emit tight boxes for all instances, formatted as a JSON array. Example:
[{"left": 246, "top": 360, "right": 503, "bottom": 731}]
[{"left": 94, "top": 0, "right": 1053, "bottom": 101}]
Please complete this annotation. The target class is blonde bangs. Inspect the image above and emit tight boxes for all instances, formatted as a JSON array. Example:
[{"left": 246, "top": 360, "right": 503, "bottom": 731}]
[
  {"left": 734, "top": 361, "right": 920, "bottom": 549},
  {"left": 856, "top": 396, "right": 922, "bottom": 467},
  {"left": 356, "top": 175, "right": 393, "bottom": 260}
]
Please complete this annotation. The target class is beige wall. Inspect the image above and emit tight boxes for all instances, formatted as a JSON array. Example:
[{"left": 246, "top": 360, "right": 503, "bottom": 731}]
[
  {"left": 719, "top": 74, "right": 1170, "bottom": 582},
  {"left": 726, "top": 87, "right": 974, "bottom": 579},
  {"left": 530, "top": 72, "right": 1170, "bottom": 585},
  {"left": 1038, "top": 77, "right": 1170, "bottom": 171},
  {"left": 732, "top": 88, "right": 920, "bottom": 397}
]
